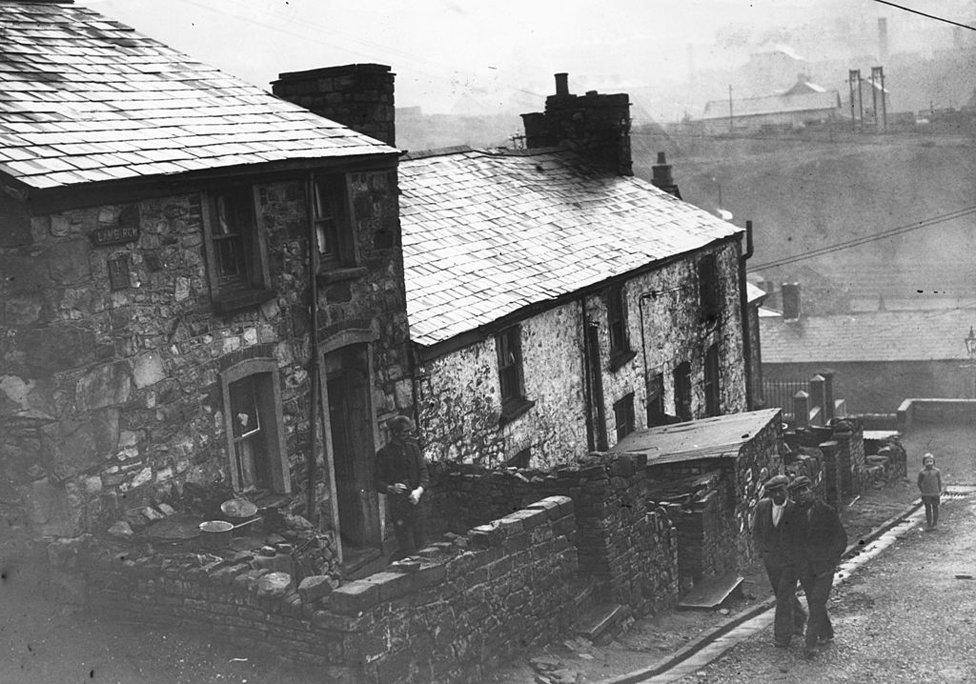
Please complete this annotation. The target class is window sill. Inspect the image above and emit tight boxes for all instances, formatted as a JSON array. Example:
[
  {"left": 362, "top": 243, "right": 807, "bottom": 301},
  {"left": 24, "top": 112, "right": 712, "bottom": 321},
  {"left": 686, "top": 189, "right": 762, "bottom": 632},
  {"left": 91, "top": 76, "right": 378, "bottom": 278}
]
[
  {"left": 498, "top": 398, "right": 535, "bottom": 426},
  {"left": 213, "top": 288, "right": 276, "bottom": 314},
  {"left": 316, "top": 266, "right": 367, "bottom": 284},
  {"left": 607, "top": 349, "right": 637, "bottom": 372}
]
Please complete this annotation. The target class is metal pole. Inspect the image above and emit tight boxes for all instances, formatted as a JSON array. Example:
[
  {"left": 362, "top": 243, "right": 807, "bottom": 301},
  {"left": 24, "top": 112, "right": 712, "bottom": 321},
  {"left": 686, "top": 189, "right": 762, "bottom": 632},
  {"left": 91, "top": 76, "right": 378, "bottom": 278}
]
[
  {"left": 848, "top": 70, "right": 858, "bottom": 133},
  {"left": 871, "top": 67, "right": 880, "bottom": 129},
  {"left": 879, "top": 67, "right": 887, "bottom": 129},
  {"left": 728, "top": 84, "right": 734, "bottom": 134}
]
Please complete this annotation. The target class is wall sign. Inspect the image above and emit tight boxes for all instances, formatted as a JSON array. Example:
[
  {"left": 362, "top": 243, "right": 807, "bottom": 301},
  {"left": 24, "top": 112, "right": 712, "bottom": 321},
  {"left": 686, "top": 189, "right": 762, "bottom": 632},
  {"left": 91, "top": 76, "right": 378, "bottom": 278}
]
[
  {"left": 90, "top": 223, "right": 139, "bottom": 246},
  {"left": 108, "top": 255, "right": 131, "bottom": 291}
]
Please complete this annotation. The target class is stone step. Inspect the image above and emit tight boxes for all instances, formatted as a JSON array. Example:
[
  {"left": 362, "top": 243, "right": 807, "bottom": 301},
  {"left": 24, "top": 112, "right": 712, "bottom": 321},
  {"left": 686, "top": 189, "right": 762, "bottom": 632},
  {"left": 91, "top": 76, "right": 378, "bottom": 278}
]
[
  {"left": 573, "top": 602, "right": 631, "bottom": 642},
  {"left": 677, "top": 571, "right": 743, "bottom": 610}
]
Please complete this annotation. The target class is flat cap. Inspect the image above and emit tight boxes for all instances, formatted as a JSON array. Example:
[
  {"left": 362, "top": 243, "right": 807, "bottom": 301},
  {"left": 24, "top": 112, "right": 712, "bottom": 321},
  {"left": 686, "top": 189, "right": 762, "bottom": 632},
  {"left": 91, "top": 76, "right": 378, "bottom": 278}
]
[
  {"left": 787, "top": 475, "right": 812, "bottom": 491},
  {"left": 763, "top": 475, "right": 790, "bottom": 491}
]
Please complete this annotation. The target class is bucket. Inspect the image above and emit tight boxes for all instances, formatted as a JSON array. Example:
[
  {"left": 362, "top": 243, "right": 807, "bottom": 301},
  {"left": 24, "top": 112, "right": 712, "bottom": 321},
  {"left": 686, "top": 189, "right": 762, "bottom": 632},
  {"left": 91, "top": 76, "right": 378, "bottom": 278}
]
[{"left": 198, "top": 520, "right": 233, "bottom": 548}]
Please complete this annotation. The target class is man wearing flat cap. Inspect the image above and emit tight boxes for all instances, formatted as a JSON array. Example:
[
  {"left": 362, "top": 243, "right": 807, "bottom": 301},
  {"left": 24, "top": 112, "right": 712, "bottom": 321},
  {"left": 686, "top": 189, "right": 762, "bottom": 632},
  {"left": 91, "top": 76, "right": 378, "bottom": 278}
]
[
  {"left": 786, "top": 475, "right": 848, "bottom": 659},
  {"left": 752, "top": 474, "right": 806, "bottom": 646}
]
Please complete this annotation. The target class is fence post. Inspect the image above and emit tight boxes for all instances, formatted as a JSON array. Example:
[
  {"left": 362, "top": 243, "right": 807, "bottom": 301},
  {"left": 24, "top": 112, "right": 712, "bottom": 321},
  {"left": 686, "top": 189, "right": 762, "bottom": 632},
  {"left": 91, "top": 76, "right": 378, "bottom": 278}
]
[
  {"left": 793, "top": 391, "right": 810, "bottom": 428},
  {"left": 821, "top": 371, "right": 835, "bottom": 423}
]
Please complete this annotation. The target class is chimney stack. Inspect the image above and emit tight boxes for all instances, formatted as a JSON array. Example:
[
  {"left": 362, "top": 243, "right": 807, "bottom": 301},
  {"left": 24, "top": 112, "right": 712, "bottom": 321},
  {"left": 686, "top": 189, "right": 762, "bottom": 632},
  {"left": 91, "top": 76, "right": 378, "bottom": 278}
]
[
  {"left": 520, "top": 72, "right": 632, "bottom": 176},
  {"left": 781, "top": 282, "right": 801, "bottom": 321},
  {"left": 271, "top": 63, "right": 396, "bottom": 146},
  {"left": 651, "top": 152, "right": 681, "bottom": 198},
  {"left": 877, "top": 17, "right": 889, "bottom": 62}
]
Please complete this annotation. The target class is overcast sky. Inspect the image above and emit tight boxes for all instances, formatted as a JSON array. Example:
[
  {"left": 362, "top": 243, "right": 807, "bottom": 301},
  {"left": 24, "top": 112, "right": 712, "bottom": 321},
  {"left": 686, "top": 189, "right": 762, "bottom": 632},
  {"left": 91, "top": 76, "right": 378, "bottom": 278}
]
[{"left": 80, "top": 0, "right": 973, "bottom": 115}]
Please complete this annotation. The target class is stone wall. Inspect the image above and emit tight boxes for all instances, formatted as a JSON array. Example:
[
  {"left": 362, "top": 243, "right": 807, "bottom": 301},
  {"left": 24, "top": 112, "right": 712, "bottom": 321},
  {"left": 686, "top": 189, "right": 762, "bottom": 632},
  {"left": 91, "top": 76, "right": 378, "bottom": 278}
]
[
  {"left": 66, "top": 495, "right": 586, "bottom": 683},
  {"left": 0, "top": 167, "right": 411, "bottom": 538},
  {"left": 417, "top": 239, "right": 747, "bottom": 469},
  {"left": 426, "top": 453, "right": 680, "bottom": 616}
]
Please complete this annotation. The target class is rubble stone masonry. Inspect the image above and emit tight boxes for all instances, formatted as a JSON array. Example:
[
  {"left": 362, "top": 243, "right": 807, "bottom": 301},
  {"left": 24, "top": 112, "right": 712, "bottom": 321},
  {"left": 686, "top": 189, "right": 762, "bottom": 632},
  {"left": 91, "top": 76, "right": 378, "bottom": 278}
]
[{"left": 0, "top": 167, "right": 410, "bottom": 537}]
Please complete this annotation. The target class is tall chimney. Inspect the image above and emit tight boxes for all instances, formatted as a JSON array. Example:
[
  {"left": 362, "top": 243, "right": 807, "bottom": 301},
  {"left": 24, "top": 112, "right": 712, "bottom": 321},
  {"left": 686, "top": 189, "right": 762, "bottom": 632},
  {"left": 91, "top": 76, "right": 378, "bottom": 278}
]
[
  {"left": 520, "top": 72, "right": 632, "bottom": 176},
  {"left": 271, "top": 63, "right": 396, "bottom": 146},
  {"left": 650, "top": 152, "right": 681, "bottom": 198},
  {"left": 781, "top": 282, "right": 801, "bottom": 321},
  {"left": 877, "top": 17, "right": 889, "bottom": 62}
]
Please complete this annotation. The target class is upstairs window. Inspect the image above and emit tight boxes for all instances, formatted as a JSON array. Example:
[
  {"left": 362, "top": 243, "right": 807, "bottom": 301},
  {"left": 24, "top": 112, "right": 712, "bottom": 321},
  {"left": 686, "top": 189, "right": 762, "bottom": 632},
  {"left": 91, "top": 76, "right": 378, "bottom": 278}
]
[
  {"left": 497, "top": 325, "right": 526, "bottom": 407},
  {"left": 674, "top": 361, "right": 693, "bottom": 422},
  {"left": 313, "top": 176, "right": 355, "bottom": 269},
  {"left": 697, "top": 253, "right": 721, "bottom": 322},
  {"left": 606, "top": 284, "right": 634, "bottom": 370},
  {"left": 204, "top": 185, "right": 271, "bottom": 312},
  {"left": 704, "top": 343, "right": 721, "bottom": 417},
  {"left": 613, "top": 392, "right": 635, "bottom": 442}
]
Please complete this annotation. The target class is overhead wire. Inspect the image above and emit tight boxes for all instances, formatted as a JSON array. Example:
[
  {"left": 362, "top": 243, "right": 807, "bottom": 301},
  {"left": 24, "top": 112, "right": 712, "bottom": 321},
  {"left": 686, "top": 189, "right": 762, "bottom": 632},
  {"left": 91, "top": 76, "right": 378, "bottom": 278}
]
[
  {"left": 751, "top": 205, "right": 976, "bottom": 271},
  {"left": 871, "top": 1, "right": 976, "bottom": 31}
]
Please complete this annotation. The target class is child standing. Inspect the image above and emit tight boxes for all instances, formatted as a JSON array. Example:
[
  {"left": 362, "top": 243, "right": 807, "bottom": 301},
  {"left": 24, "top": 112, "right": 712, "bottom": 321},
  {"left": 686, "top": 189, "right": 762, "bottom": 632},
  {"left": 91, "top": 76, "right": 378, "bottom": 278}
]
[{"left": 917, "top": 453, "right": 943, "bottom": 530}]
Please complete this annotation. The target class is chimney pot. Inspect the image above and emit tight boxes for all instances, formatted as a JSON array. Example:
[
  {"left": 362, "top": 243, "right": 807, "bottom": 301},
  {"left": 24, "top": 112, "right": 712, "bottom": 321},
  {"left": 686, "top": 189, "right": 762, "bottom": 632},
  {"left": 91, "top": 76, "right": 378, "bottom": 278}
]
[
  {"left": 656, "top": 151, "right": 667, "bottom": 165},
  {"left": 554, "top": 73, "right": 569, "bottom": 96},
  {"left": 651, "top": 151, "right": 679, "bottom": 197}
]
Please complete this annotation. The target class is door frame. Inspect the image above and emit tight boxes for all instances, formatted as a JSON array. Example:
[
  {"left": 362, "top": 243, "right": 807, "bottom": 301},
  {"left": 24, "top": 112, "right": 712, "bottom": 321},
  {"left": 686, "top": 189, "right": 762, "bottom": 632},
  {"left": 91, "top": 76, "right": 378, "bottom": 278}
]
[{"left": 319, "top": 328, "right": 384, "bottom": 563}]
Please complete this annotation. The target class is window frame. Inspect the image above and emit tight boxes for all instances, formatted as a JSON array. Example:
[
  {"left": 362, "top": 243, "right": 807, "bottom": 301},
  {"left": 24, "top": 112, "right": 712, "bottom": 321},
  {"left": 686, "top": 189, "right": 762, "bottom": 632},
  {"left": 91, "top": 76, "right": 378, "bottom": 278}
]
[
  {"left": 496, "top": 325, "right": 533, "bottom": 423},
  {"left": 697, "top": 252, "right": 721, "bottom": 323},
  {"left": 606, "top": 283, "right": 635, "bottom": 370},
  {"left": 220, "top": 358, "right": 290, "bottom": 494},
  {"left": 312, "top": 173, "right": 357, "bottom": 272},
  {"left": 201, "top": 184, "right": 273, "bottom": 313}
]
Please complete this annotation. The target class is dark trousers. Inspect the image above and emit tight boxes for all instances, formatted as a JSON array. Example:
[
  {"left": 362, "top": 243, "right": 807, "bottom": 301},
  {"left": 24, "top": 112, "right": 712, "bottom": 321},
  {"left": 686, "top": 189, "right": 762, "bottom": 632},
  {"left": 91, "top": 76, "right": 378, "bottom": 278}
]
[
  {"left": 390, "top": 499, "right": 425, "bottom": 560},
  {"left": 766, "top": 561, "right": 807, "bottom": 645},
  {"left": 922, "top": 495, "right": 940, "bottom": 527},
  {"left": 799, "top": 568, "right": 835, "bottom": 649}
]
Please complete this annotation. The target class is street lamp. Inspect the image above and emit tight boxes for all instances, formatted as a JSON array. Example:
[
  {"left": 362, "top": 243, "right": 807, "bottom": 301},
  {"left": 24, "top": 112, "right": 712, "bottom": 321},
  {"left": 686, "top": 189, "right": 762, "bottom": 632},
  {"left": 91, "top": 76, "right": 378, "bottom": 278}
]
[{"left": 964, "top": 326, "right": 976, "bottom": 398}]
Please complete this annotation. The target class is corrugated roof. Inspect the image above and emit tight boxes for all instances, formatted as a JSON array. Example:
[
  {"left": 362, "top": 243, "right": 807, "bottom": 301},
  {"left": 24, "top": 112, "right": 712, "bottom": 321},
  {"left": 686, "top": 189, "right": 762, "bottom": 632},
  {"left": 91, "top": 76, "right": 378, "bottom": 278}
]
[
  {"left": 701, "top": 91, "right": 839, "bottom": 120},
  {"left": 0, "top": 1, "right": 393, "bottom": 191},
  {"left": 610, "top": 409, "right": 782, "bottom": 464},
  {"left": 399, "top": 148, "right": 742, "bottom": 347},
  {"left": 760, "top": 309, "right": 976, "bottom": 363}
]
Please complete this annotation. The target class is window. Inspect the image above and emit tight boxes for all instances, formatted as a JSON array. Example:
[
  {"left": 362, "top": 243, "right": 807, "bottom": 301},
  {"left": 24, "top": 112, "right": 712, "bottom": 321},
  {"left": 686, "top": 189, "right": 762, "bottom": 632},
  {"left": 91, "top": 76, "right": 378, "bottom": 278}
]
[
  {"left": 646, "top": 372, "right": 666, "bottom": 427},
  {"left": 606, "top": 284, "right": 634, "bottom": 370},
  {"left": 203, "top": 185, "right": 271, "bottom": 312},
  {"left": 313, "top": 175, "right": 355, "bottom": 269},
  {"left": 505, "top": 448, "right": 532, "bottom": 469},
  {"left": 613, "top": 393, "right": 635, "bottom": 441},
  {"left": 704, "top": 343, "right": 721, "bottom": 417},
  {"left": 497, "top": 325, "right": 527, "bottom": 408},
  {"left": 674, "top": 361, "right": 693, "bottom": 422},
  {"left": 697, "top": 253, "right": 721, "bottom": 322},
  {"left": 220, "top": 359, "right": 289, "bottom": 494}
]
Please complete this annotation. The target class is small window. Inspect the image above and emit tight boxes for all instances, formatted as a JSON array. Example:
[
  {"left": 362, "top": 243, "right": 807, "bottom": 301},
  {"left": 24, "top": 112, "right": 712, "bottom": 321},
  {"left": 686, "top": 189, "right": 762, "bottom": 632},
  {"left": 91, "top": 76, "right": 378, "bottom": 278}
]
[
  {"left": 496, "top": 325, "right": 526, "bottom": 406},
  {"left": 607, "top": 284, "right": 630, "bottom": 356},
  {"left": 221, "top": 361, "right": 289, "bottom": 494},
  {"left": 613, "top": 393, "right": 635, "bottom": 441},
  {"left": 313, "top": 176, "right": 355, "bottom": 269},
  {"left": 204, "top": 185, "right": 271, "bottom": 311},
  {"left": 674, "top": 361, "right": 692, "bottom": 422},
  {"left": 646, "top": 372, "right": 666, "bottom": 427},
  {"left": 505, "top": 448, "right": 532, "bottom": 469},
  {"left": 704, "top": 343, "right": 721, "bottom": 417},
  {"left": 697, "top": 253, "right": 721, "bottom": 322}
]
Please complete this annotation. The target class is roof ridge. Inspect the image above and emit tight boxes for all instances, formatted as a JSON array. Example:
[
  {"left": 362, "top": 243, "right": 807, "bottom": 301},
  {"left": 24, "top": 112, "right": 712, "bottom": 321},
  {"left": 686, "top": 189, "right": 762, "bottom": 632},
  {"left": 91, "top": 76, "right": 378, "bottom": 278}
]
[{"left": 401, "top": 145, "right": 476, "bottom": 161}]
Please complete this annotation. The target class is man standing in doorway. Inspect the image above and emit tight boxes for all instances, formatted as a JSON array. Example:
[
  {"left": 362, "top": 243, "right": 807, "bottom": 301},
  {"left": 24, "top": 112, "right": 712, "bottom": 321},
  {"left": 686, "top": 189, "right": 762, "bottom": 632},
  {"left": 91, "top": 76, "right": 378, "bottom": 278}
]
[
  {"left": 787, "top": 475, "right": 848, "bottom": 659},
  {"left": 752, "top": 475, "right": 807, "bottom": 647},
  {"left": 375, "top": 415, "right": 429, "bottom": 561}
]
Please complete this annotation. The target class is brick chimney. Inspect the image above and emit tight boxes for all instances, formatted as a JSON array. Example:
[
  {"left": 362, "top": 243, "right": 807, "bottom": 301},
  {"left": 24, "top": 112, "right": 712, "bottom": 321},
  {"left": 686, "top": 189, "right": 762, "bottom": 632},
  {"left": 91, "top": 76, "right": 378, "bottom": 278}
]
[
  {"left": 781, "top": 282, "right": 801, "bottom": 321},
  {"left": 650, "top": 152, "right": 681, "bottom": 198},
  {"left": 271, "top": 63, "right": 395, "bottom": 146},
  {"left": 521, "top": 73, "right": 632, "bottom": 176}
]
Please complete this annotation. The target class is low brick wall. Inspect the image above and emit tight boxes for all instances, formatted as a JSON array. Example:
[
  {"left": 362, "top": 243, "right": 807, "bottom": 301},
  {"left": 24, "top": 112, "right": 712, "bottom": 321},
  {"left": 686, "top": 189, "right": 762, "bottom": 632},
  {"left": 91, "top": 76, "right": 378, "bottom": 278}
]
[
  {"left": 66, "top": 496, "right": 586, "bottom": 683},
  {"left": 898, "top": 398, "right": 976, "bottom": 431},
  {"left": 427, "top": 454, "right": 679, "bottom": 615}
]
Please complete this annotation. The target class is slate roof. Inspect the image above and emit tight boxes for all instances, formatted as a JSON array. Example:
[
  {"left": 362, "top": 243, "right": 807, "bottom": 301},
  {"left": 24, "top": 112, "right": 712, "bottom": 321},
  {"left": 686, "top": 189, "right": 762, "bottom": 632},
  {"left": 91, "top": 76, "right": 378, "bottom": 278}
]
[
  {"left": 610, "top": 409, "right": 782, "bottom": 464},
  {"left": 399, "top": 148, "right": 742, "bottom": 347},
  {"left": 0, "top": 1, "right": 393, "bottom": 191},
  {"left": 701, "top": 90, "right": 840, "bottom": 120},
  {"left": 760, "top": 309, "right": 976, "bottom": 363}
]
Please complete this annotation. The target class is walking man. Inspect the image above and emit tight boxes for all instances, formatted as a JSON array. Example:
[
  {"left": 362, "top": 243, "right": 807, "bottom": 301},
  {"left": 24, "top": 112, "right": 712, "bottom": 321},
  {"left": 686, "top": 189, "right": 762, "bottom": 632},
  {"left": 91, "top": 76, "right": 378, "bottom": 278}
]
[
  {"left": 375, "top": 415, "right": 429, "bottom": 561},
  {"left": 917, "top": 453, "right": 943, "bottom": 530},
  {"left": 786, "top": 476, "right": 848, "bottom": 659},
  {"left": 752, "top": 474, "right": 807, "bottom": 647}
]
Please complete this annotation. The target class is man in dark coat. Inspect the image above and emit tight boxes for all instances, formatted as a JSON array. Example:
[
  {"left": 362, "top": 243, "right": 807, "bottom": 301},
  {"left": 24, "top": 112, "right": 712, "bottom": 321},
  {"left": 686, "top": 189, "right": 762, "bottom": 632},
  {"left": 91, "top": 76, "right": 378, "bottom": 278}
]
[
  {"left": 374, "top": 415, "right": 429, "bottom": 560},
  {"left": 752, "top": 474, "right": 807, "bottom": 646},
  {"left": 786, "top": 475, "right": 848, "bottom": 659}
]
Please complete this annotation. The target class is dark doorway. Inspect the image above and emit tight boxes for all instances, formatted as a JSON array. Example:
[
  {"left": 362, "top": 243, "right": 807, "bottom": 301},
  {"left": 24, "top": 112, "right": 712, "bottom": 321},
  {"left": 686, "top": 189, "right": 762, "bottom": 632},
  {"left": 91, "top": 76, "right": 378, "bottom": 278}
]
[
  {"left": 646, "top": 372, "right": 666, "bottom": 427},
  {"left": 228, "top": 373, "right": 274, "bottom": 491},
  {"left": 704, "top": 343, "right": 721, "bottom": 417},
  {"left": 674, "top": 361, "right": 693, "bottom": 422},
  {"left": 584, "top": 321, "right": 608, "bottom": 451},
  {"left": 324, "top": 344, "right": 380, "bottom": 551}
]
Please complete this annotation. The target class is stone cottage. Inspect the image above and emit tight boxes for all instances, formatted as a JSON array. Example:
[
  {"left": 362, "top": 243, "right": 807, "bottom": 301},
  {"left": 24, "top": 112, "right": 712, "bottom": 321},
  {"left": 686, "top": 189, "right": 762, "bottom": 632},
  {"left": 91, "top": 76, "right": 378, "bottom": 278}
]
[
  {"left": 395, "top": 75, "right": 754, "bottom": 468},
  {"left": 0, "top": 1, "right": 411, "bottom": 569}
]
